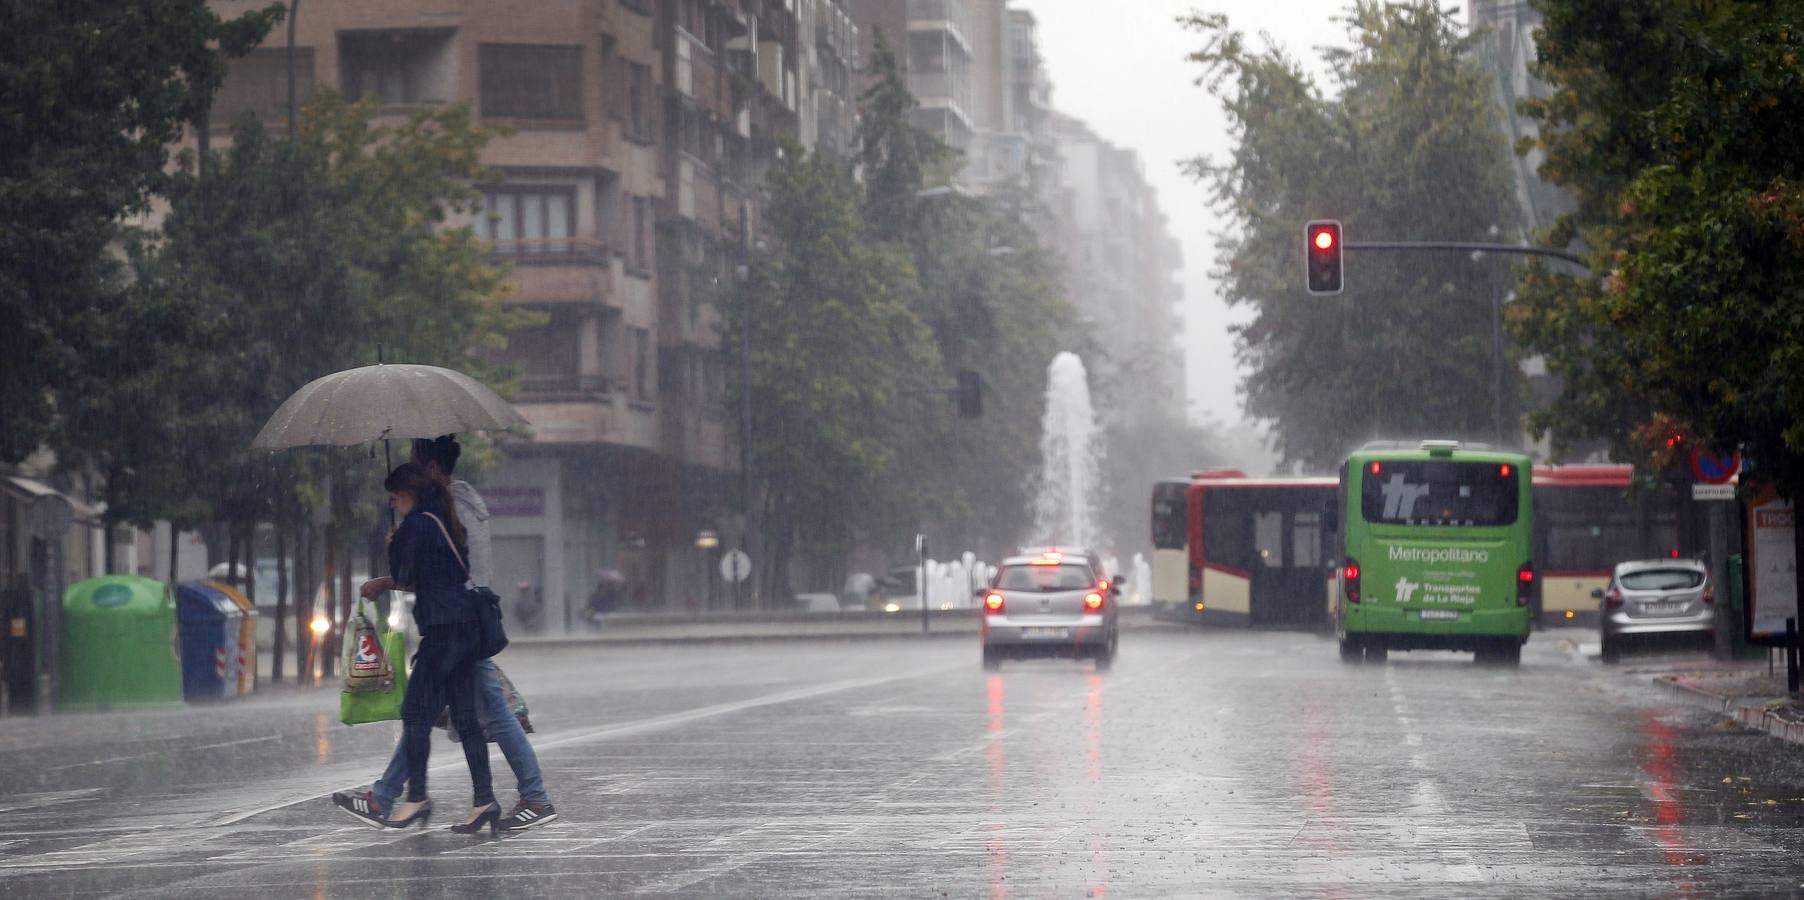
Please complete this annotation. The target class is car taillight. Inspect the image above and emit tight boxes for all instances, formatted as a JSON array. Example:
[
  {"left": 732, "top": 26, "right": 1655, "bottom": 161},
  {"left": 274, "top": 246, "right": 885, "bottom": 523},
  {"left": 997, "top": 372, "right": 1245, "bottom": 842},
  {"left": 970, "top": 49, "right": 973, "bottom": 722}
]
[
  {"left": 1603, "top": 587, "right": 1623, "bottom": 610},
  {"left": 1343, "top": 558, "right": 1361, "bottom": 604},
  {"left": 1516, "top": 562, "right": 1535, "bottom": 607},
  {"left": 1702, "top": 583, "right": 1715, "bottom": 606},
  {"left": 1083, "top": 592, "right": 1104, "bottom": 611},
  {"left": 984, "top": 593, "right": 1005, "bottom": 615}
]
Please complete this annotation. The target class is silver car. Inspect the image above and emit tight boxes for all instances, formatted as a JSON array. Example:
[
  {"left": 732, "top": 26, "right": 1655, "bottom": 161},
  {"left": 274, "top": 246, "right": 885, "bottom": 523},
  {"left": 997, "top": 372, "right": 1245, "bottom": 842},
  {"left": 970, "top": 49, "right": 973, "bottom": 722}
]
[
  {"left": 1596, "top": 559, "right": 1715, "bottom": 664},
  {"left": 979, "top": 554, "right": 1120, "bottom": 670}
]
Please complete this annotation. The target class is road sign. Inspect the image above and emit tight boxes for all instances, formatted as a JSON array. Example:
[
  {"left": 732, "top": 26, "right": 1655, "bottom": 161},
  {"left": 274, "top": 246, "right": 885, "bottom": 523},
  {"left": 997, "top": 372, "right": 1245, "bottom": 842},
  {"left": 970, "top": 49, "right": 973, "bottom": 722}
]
[
  {"left": 719, "top": 549, "right": 752, "bottom": 584},
  {"left": 1691, "top": 483, "right": 1736, "bottom": 501},
  {"left": 1747, "top": 493, "right": 1796, "bottom": 639},
  {"left": 1690, "top": 447, "right": 1742, "bottom": 484}
]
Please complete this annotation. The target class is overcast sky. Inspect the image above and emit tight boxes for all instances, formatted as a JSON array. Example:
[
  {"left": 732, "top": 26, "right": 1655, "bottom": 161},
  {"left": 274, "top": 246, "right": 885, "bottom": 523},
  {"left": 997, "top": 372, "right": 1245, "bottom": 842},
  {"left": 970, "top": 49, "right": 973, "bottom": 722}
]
[{"left": 1011, "top": 0, "right": 1375, "bottom": 430}]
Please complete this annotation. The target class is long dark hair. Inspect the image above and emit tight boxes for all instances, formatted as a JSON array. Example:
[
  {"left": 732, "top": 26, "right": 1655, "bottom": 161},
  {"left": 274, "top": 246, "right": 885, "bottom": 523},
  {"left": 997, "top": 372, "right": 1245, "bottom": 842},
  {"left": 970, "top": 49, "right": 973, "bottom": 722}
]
[{"left": 385, "top": 462, "right": 466, "bottom": 548}]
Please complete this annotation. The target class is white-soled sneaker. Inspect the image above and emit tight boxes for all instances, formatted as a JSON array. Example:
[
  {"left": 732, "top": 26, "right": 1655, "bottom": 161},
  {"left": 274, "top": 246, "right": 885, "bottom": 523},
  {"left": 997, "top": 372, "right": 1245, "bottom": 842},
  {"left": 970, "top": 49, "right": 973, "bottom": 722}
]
[
  {"left": 331, "top": 789, "right": 389, "bottom": 829},
  {"left": 499, "top": 800, "right": 557, "bottom": 831}
]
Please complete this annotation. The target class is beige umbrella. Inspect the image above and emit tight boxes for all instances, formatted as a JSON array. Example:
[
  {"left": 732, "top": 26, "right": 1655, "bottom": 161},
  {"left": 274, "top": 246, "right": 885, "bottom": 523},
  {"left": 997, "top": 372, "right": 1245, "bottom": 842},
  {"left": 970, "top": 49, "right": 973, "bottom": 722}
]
[{"left": 252, "top": 363, "right": 527, "bottom": 450}]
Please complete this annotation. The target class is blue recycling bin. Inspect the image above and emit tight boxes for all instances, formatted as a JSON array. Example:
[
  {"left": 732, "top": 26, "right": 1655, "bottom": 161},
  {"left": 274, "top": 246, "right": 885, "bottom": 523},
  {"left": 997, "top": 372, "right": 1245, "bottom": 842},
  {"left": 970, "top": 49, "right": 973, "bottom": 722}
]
[{"left": 175, "top": 581, "right": 242, "bottom": 701}]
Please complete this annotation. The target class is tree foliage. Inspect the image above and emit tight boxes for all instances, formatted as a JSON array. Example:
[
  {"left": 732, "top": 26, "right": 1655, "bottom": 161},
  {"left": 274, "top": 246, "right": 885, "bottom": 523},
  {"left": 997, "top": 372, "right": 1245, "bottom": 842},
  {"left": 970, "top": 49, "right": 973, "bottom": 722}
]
[
  {"left": 1182, "top": 2, "right": 1524, "bottom": 471},
  {"left": 729, "top": 145, "right": 936, "bottom": 599},
  {"left": 855, "top": 36, "right": 1077, "bottom": 559},
  {"left": 57, "top": 95, "right": 530, "bottom": 543},
  {"left": 1511, "top": 0, "right": 1804, "bottom": 492},
  {"left": 0, "top": 0, "right": 283, "bottom": 463}
]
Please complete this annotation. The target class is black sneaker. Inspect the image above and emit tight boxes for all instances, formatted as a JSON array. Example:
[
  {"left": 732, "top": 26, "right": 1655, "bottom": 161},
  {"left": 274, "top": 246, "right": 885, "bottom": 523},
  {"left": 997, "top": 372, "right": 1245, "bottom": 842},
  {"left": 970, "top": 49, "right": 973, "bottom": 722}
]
[
  {"left": 332, "top": 789, "right": 389, "bottom": 830},
  {"left": 499, "top": 800, "right": 557, "bottom": 831}
]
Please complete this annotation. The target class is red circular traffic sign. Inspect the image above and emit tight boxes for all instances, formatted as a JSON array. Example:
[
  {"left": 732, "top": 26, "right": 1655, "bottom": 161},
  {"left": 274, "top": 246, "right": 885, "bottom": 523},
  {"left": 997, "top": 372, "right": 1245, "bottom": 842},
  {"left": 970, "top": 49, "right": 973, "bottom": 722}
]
[{"left": 1689, "top": 448, "right": 1741, "bottom": 484}]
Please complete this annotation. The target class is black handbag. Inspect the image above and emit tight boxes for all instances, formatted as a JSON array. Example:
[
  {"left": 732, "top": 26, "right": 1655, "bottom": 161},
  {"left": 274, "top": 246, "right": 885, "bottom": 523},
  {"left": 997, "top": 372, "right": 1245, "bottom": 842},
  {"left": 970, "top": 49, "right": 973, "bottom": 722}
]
[{"left": 423, "top": 513, "right": 510, "bottom": 659}]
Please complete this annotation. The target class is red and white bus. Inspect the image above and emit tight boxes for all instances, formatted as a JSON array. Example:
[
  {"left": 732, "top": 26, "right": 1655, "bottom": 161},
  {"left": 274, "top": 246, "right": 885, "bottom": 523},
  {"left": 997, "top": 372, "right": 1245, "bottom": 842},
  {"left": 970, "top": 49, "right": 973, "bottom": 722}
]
[
  {"left": 1533, "top": 464, "right": 1689, "bottom": 626},
  {"left": 1150, "top": 470, "right": 1338, "bottom": 628}
]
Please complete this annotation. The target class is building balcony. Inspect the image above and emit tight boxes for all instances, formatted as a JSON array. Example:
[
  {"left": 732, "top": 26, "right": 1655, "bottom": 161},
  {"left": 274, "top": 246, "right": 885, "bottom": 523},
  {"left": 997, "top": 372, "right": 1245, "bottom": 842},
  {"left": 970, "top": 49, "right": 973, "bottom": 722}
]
[
  {"left": 486, "top": 238, "right": 620, "bottom": 308},
  {"left": 518, "top": 372, "right": 612, "bottom": 404},
  {"left": 908, "top": 0, "right": 973, "bottom": 53}
]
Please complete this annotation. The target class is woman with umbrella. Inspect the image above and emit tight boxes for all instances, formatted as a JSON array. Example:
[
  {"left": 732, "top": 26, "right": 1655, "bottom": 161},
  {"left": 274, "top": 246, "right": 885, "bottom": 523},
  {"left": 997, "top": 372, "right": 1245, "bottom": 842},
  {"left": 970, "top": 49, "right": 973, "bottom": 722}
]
[
  {"left": 357, "top": 462, "right": 496, "bottom": 833},
  {"left": 252, "top": 362, "right": 532, "bottom": 833}
]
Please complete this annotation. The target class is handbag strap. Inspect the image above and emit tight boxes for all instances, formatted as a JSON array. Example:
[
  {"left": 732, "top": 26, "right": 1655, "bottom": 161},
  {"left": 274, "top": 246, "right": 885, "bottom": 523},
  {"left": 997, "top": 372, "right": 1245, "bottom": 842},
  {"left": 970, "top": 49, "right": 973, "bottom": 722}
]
[{"left": 420, "top": 512, "right": 474, "bottom": 589}]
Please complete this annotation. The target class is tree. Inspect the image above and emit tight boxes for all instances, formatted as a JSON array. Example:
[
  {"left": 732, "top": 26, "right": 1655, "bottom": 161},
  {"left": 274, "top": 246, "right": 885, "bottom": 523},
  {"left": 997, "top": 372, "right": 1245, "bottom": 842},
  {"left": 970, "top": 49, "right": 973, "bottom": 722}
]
[
  {"left": 61, "top": 94, "right": 530, "bottom": 675},
  {"left": 856, "top": 35, "right": 1078, "bottom": 559},
  {"left": 0, "top": 0, "right": 282, "bottom": 463},
  {"left": 1181, "top": 2, "right": 1525, "bottom": 471},
  {"left": 1511, "top": 0, "right": 1804, "bottom": 496},
  {"left": 729, "top": 144, "right": 938, "bottom": 603}
]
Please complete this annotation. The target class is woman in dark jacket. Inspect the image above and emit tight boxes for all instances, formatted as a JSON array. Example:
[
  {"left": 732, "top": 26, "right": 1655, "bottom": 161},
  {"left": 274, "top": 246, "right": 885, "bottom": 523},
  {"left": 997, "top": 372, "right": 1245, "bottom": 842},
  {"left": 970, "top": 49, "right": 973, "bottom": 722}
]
[{"left": 358, "top": 463, "right": 498, "bottom": 834}]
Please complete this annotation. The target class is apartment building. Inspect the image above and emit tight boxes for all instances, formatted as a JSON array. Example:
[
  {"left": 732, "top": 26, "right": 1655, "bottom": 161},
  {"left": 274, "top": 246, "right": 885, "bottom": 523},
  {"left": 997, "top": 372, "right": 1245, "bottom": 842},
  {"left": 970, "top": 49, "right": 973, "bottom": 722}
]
[
  {"left": 201, "top": 0, "right": 857, "bottom": 624},
  {"left": 1047, "top": 112, "right": 1185, "bottom": 415}
]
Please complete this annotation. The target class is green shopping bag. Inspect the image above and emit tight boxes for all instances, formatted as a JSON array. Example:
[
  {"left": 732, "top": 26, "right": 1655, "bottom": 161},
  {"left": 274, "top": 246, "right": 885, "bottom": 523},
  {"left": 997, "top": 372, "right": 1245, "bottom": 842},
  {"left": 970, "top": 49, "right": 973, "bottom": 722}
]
[{"left": 340, "top": 628, "right": 407, "bottom": 725}]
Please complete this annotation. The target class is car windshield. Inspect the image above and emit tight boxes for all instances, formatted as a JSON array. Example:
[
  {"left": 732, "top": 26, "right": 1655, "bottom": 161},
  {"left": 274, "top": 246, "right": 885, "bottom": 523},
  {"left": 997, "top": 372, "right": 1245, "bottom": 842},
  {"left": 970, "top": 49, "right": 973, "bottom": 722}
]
[
  {"left": 1620, "top": 569, "right": 1705, "bottom": 591},
  {"left": 996, "top": 564, "right": 1094, "bottom": 592}
]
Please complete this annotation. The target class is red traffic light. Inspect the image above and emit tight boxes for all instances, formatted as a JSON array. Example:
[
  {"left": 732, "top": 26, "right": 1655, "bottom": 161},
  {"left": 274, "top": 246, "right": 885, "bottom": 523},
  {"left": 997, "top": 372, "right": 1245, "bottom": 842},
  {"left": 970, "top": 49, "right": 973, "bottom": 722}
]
[{"left": 1304, "top": 219, "right": 1343, "bottom": 295}]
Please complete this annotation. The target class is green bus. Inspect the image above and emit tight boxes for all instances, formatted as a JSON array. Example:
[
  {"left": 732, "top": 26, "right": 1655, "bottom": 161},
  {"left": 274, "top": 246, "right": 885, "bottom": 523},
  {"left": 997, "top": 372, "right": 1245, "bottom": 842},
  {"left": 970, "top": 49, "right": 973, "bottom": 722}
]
[{"left": 1335, "top": 441, "right": 1535, "bottom": 666}]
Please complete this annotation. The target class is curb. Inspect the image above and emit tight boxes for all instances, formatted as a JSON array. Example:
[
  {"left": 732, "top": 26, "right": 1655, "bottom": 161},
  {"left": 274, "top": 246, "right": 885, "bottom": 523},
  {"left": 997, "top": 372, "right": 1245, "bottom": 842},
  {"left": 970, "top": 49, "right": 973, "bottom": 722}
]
[{"left": 1656, "top": 673, "right": 1804, "bottom": 744}]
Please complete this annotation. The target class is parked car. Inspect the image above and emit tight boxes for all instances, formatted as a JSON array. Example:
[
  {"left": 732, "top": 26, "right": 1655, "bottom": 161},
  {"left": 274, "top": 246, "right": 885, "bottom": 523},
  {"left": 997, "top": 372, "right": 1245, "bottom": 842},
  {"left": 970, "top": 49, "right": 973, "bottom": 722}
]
[
  {"left": 1595, "top": 559, "right": 1714, "bottom": 664},
  {"left": 979, "top": 552, "right": 1120, "bottom": 671}
]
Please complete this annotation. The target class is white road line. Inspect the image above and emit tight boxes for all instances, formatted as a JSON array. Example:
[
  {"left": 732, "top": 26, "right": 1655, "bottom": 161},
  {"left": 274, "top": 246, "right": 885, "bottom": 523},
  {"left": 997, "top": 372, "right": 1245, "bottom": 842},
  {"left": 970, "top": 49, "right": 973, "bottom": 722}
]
[
  {"left": 210, "top": 665, "right": 958, "bottom": 827},
  {"left": 191, "top": 734, "right": 284, "bottom": 752}
]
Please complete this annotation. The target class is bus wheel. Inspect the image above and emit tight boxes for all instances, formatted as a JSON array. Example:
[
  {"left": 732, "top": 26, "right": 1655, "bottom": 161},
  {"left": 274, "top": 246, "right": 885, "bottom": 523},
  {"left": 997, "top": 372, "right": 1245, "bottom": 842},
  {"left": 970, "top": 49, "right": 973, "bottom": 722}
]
[
  {"left": 1339, "top": 637, "right": 1362, "bottom": 663},
  {"left": 1477, "top": 639, "right": 1521, "bottom": 667},
  {"left": 1364, "top": 641, "right": 1388, "bottom": 663}
]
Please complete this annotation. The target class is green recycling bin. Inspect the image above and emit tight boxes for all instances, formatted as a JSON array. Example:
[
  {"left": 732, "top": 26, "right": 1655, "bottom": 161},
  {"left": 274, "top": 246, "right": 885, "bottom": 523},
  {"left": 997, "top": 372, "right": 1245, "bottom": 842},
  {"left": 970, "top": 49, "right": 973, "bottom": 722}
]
[{"left": 61, "top": 576, "right": 184, "bottom": 711}]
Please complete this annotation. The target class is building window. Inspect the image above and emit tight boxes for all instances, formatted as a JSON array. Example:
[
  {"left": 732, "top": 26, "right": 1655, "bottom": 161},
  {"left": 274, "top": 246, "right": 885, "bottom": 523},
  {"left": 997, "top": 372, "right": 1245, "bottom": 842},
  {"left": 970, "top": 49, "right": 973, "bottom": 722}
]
[
  {"left": 630, "top": 197, "right": 652, "bottom": 272},
  {"left": 479, "top": 188, "right": 574, "bottom": 254},
  {"left": 601, "top": 36, "right": 620, "bottom": 122},
  {"left": 479, "top": 44, "right": 582, "bottom": 121},
  {"left": 631, "top": 328, "right": 653, "bottom": 403},
  {"left": 627, "top": 62, "right": 653, "bottom": 140},
  {"left": 339, "top": 30, "right": 454, "bottom": 106},
  {"left": 212, "top": 48, "right": 315, "bottom": 130}
]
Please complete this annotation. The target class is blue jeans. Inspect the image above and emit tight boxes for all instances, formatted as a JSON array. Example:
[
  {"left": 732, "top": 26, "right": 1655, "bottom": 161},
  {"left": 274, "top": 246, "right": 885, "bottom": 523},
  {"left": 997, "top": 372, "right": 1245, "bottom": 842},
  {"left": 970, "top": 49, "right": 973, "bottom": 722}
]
[{"left": 375, "top": 659, "right": 548, "bottom": 809}]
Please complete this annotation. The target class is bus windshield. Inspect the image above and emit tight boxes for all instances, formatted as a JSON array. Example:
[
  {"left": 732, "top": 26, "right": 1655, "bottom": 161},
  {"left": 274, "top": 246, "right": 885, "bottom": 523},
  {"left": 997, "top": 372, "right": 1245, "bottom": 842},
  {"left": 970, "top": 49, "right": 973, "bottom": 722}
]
[{"left": 1360, "top": 460, "right": 1519, "bottom": 527}]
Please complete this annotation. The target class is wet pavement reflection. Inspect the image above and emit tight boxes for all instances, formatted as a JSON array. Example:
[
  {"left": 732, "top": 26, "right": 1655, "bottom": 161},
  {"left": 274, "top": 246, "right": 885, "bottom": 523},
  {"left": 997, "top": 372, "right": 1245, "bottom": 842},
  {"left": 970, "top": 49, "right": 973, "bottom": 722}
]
[{"left": 4, "top": 629, "right": 1804, "bottom": 896}]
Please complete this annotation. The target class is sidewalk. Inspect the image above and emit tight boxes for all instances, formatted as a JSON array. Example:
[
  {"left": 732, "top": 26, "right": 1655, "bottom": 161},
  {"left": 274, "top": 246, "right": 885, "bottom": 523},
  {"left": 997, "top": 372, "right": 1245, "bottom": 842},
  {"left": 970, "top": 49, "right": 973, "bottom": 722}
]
[
  {"left": 1656, "top": 655, "right": 1804, "bottom": 745},
  {"left": 523, "top": 603, "right": 1171, "bottom": 646}
]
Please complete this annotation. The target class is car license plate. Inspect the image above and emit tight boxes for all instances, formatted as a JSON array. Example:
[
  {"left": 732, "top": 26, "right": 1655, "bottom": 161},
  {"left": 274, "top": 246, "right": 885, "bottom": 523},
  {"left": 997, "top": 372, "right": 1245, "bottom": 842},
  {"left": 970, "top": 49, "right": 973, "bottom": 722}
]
[
  {"left": 1418, "top": 610, "right": 1459, "bottom": 621},
  {"left": 1643, "top": 602, "right": 1686, "bottom": 615},
  {"left": 1020, "top": 627, "right": 1069, "bottom": 639}
]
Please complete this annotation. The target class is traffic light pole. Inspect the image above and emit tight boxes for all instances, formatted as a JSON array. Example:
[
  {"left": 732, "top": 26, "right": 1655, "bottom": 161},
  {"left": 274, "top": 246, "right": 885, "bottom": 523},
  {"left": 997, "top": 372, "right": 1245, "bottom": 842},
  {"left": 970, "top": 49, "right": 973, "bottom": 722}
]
[{"left": 1344, "top": 241, "right": 1587, "bottom": 266}]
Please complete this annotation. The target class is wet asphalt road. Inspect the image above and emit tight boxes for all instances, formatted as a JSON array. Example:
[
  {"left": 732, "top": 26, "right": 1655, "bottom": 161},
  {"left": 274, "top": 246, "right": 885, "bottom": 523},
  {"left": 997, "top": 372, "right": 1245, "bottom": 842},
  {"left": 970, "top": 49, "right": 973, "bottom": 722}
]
[{"left": 4, "top": 627, "right": 1804, "bottom": 897}]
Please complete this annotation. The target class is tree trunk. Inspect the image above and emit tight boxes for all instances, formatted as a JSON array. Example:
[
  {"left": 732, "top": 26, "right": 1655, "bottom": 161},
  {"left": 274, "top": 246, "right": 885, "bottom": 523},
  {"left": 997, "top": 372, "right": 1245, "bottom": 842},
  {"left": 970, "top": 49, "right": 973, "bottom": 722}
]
[
  {"left": 321, "top": 523, "right": 338, "bottom": 681},
  {"left": 272, "top": 510, "right": 288, "bottom": 684},
  {"left": 241, "top": 519, "right": 257, "bottom": 606},
  {"left": 296, "top": 522, "right": 314, "bottom": 684},
  {"left": 226, "top": 527, "right": 240, "bottom": 591}
]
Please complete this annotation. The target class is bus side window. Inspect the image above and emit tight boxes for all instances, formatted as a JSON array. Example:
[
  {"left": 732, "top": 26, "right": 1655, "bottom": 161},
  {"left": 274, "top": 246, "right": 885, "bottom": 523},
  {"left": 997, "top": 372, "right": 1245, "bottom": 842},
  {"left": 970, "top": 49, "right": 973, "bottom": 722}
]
[
  {"left": 1256, "top": 511, "right": 1284, "bottom": 568},
  {"left": 1293, "top": 512, "right": 1322, "bottom": 567}
]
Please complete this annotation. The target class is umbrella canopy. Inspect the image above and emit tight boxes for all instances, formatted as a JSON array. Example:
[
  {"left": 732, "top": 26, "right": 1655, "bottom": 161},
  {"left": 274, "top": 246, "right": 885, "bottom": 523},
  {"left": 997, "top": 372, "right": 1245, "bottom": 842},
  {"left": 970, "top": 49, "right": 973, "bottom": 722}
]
[{"left": 252, "top": 363, "right": 528, "bottom": 450}]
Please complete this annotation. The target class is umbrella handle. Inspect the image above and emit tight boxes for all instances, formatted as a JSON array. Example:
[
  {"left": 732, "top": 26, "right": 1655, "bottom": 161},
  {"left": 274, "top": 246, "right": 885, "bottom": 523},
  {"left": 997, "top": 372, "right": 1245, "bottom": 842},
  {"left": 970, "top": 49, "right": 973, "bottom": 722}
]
[{"left": 383, "top": 438, "right": 395, "bottom": 528}]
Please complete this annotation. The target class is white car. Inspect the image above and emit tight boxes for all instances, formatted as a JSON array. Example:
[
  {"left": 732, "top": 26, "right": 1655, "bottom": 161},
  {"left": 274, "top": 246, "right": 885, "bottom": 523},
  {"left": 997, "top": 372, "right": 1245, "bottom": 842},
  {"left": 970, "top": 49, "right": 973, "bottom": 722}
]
[{"left": 979, "top": 553, "right": 1120, "bottom": 670}]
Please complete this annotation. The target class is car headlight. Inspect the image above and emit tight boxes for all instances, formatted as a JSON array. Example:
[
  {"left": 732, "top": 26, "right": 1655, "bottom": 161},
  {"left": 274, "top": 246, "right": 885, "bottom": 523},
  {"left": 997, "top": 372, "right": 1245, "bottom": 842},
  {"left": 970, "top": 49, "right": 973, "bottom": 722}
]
[{"left": 883, "top": 602, "right": 901, "bottom": 613}]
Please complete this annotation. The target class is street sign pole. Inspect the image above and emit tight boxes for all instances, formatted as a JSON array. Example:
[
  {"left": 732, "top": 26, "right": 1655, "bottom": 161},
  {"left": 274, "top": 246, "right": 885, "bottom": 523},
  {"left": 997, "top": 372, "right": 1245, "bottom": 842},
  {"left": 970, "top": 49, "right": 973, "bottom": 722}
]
[{"left": 916, "top": 534, "right": 929, "bottom": 635}]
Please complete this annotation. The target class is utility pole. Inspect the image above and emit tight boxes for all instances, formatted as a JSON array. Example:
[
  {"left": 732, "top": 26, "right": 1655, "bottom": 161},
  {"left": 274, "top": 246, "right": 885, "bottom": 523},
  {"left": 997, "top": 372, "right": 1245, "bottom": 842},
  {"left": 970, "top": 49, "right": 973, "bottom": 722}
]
[{"left": 737, "top": 199, "right": 753, "bottom": 611}]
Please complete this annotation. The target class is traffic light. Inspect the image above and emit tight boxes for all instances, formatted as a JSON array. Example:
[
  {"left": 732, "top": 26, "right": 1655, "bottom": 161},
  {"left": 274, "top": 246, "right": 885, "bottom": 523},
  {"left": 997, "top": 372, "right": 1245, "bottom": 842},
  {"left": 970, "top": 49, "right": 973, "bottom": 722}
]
[
  {"left": 956, "top": 369, "right": 982, "bottom": 418},
  {"left": 1305, "top": 219, "right": 1343, "bottom": 295}
]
